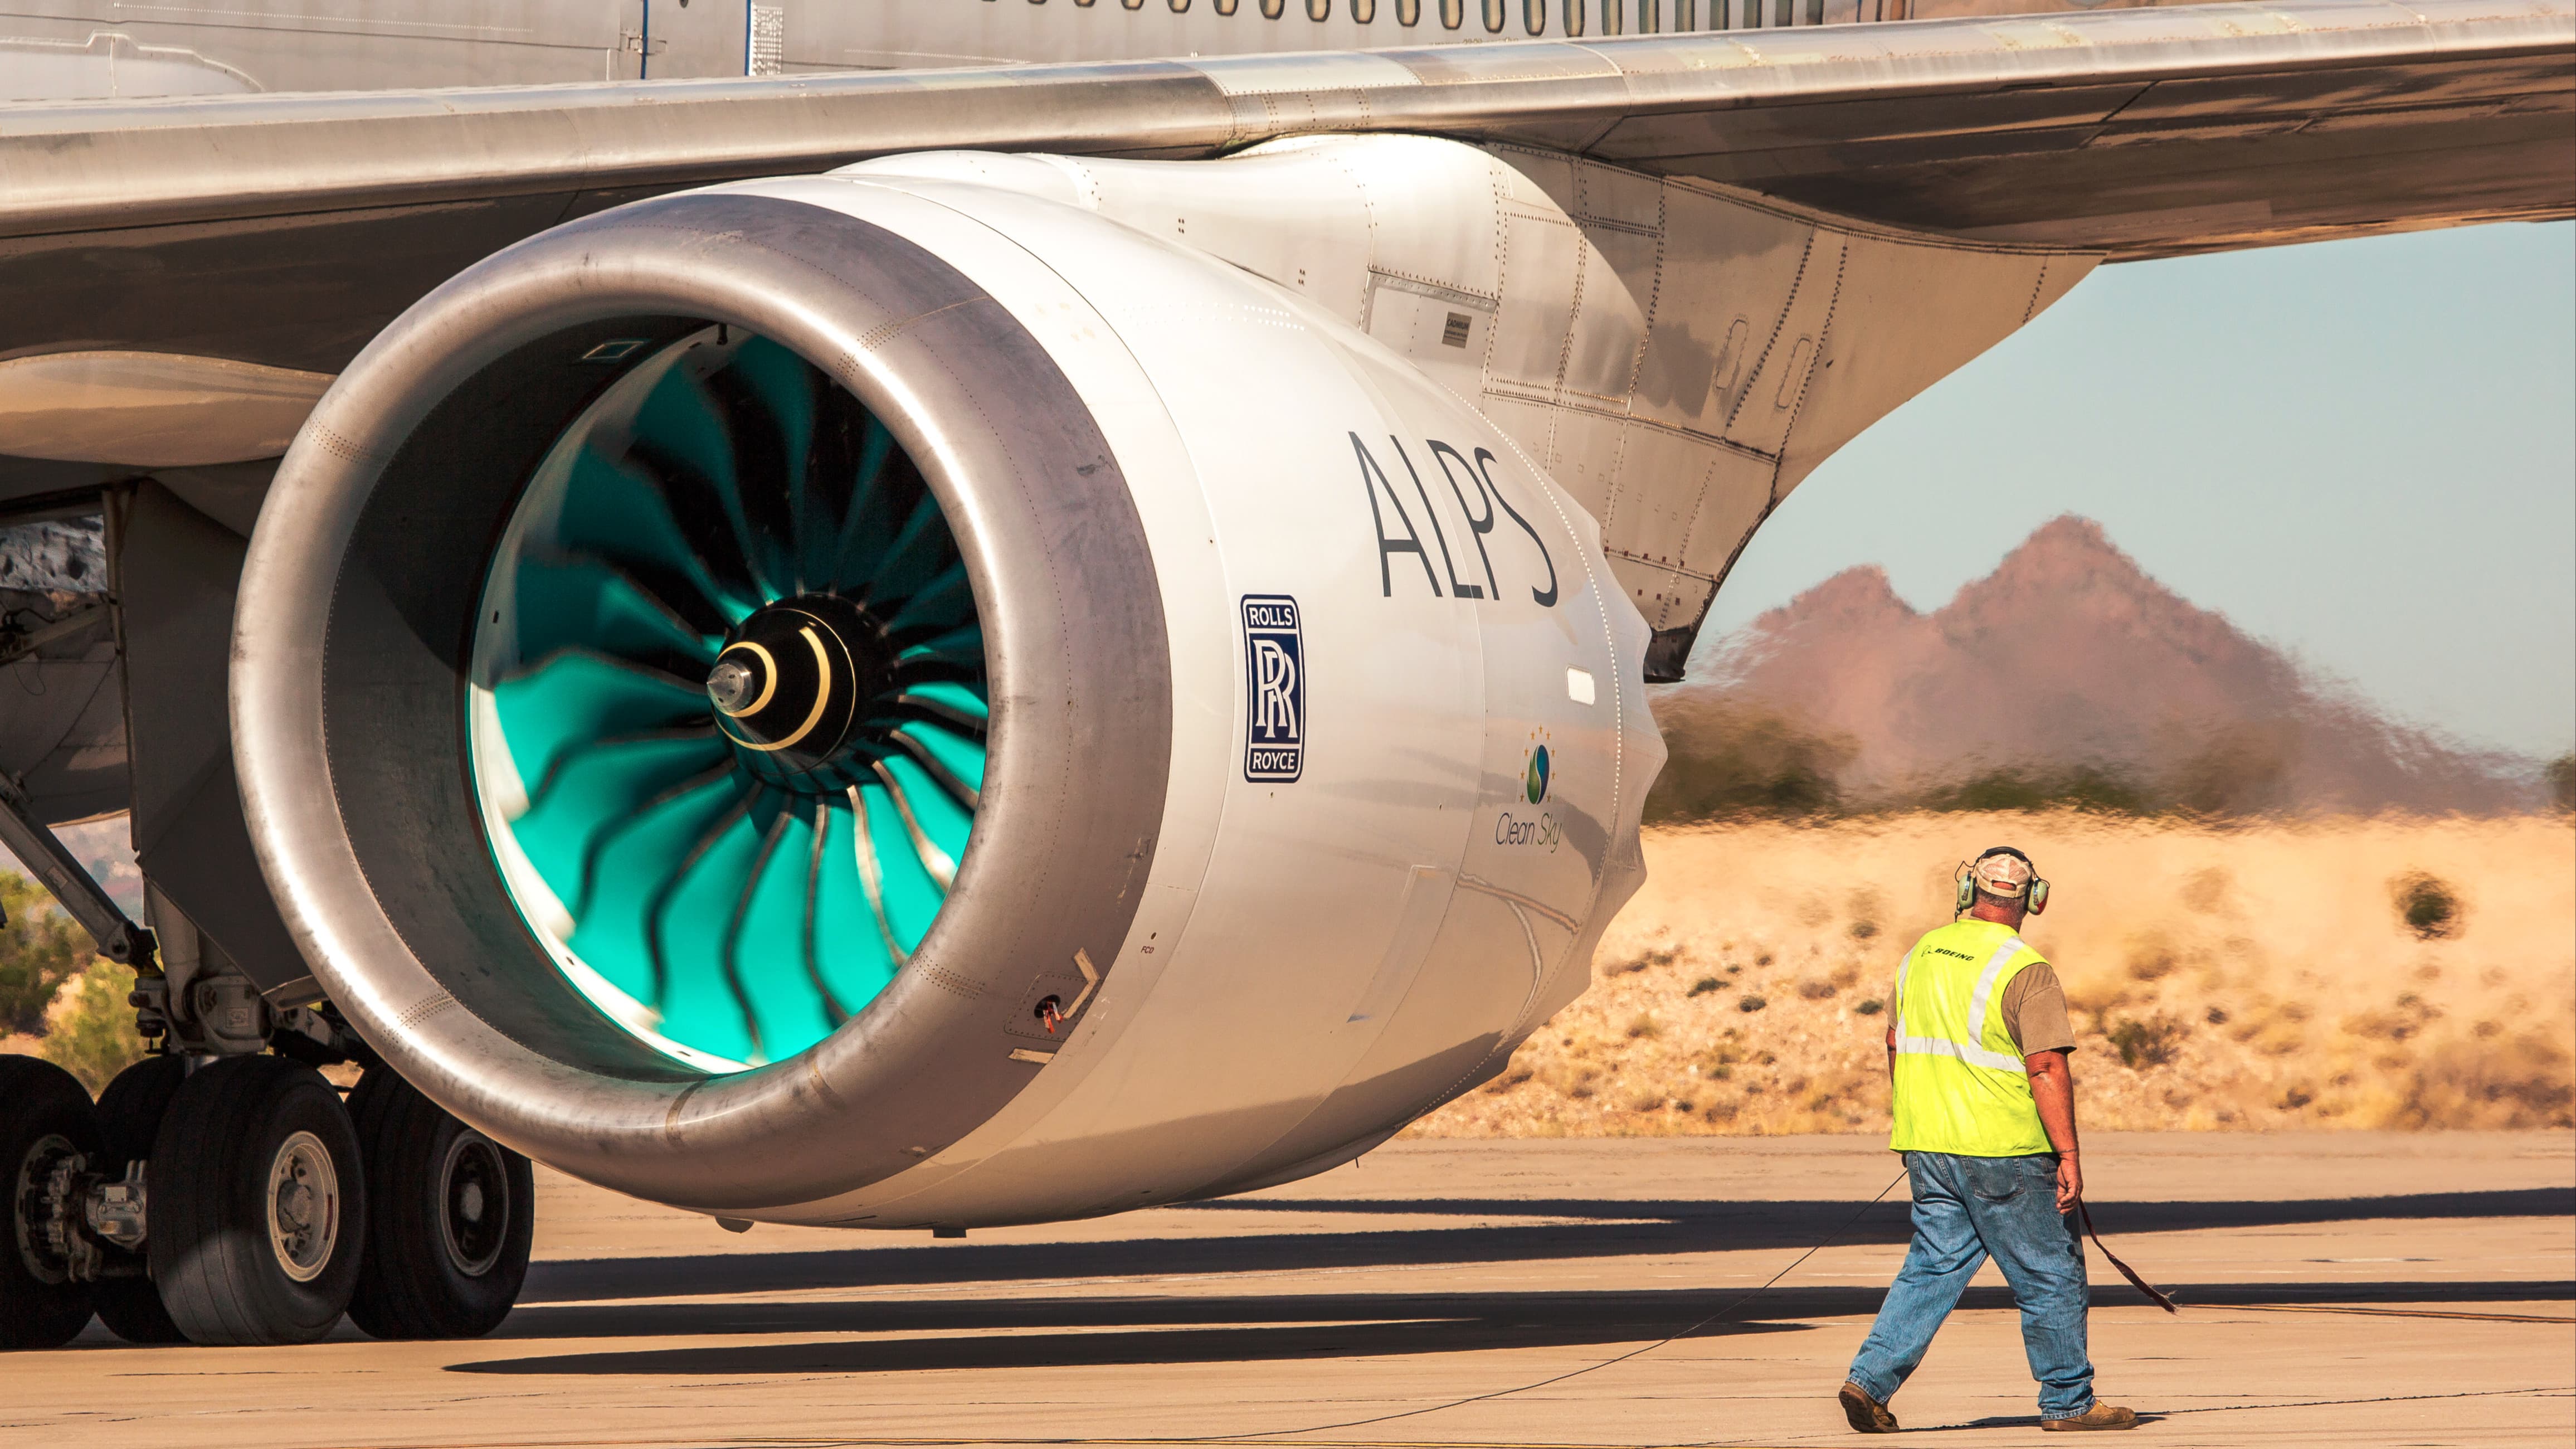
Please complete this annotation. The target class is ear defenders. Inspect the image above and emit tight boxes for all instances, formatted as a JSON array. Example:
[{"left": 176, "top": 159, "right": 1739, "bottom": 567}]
[{"left": 1955, "top": 847, "right": 2050, "bottom": 916}]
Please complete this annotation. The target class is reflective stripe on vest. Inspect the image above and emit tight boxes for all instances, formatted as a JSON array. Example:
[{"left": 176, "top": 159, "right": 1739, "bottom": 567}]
[{"left": 1894, "top": 932, "right": 2027, "bottom": 1073}]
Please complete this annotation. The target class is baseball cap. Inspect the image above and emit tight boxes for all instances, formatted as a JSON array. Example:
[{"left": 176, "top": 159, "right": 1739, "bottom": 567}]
[{"left": 1971, "top": 849, "right": 2034, "bottom": 898}]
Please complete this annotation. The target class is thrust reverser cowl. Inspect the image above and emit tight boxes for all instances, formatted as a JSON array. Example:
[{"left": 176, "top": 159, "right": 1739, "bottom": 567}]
[{"left": 232, "top": 168, "right": 1662, "bottom": 1227}]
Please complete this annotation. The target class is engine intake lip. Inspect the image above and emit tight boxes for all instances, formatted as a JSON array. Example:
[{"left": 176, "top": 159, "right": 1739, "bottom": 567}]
[{"left": 233, "top": 191, "right": 1172, "bottom": 1213}]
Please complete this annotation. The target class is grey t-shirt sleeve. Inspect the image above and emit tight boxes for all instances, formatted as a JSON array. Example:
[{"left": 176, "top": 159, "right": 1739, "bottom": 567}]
[{"left": 2000, "top": 961, "right": 2078, "bottom": 1056}]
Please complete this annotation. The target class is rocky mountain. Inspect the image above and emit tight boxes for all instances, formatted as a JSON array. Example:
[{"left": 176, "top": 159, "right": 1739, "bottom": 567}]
[{"left": 1656, "top": 516, "right": 2535, "bottom": 816}]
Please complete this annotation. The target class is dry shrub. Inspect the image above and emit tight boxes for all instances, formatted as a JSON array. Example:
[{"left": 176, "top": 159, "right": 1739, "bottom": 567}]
[
  {"left": 2125, "top": 932, "right": 2183, "bottom": 982},
  {"left": 2106, "top": 1013, "right": 2187, "bottom": 1069},
  {"left": 2180, "top": 867, "right": 2234, "bottom": 915},
  {"left": 2341, "top": 993, "right": 2441, "bottom": 1043},
  {"left": 2392, "top": 1029, "right": 2575, "bottom": 1128},
  {"left": 1608, "top": 940, "right": 1682, "bottom": 975}
]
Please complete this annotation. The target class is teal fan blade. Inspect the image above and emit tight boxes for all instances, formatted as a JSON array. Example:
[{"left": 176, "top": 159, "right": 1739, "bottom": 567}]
[{"left": 474, "top": 333, "right": 988, "bottom": 1067}]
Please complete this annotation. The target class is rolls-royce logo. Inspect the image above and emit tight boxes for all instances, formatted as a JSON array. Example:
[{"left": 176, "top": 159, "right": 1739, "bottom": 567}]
[{"left": 1241, "top": 595, "right": 1303, "bottom": 783}]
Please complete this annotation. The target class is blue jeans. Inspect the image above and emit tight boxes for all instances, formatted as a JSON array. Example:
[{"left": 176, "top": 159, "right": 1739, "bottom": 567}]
[{"left": 1847, "top": 1151, "right": 2095, "bottom": 1421}]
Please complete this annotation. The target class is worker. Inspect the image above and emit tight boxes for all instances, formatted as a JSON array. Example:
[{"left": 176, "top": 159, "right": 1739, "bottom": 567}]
[{"left": 1837, "top": 847, "right": 2140, "bottom": 1434}]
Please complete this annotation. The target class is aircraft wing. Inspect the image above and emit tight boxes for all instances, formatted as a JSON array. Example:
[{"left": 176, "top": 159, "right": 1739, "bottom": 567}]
[{"left": 2, "top": 0, "right": 2568, "bottom": 377}]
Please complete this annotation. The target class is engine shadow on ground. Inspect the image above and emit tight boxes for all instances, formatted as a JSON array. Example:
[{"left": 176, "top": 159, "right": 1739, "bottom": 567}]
[
  {"left": 455, "top": 1287, "right": 1804, "bottom": 1376},
  {"left": 454, "top": 1276, "right": 2572, "bottom": 1377},
  {"left": 499, "top": 1278, "right": 2576, "bottom": 1343},
  {"left": 519, "top": 1187, "right": 2575, "bottom": 1306}
]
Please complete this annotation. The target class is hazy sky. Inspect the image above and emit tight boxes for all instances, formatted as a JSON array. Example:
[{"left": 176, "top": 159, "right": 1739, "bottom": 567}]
[{"left": 1698, "top": 221, "right": 2576, "bottom": 760}]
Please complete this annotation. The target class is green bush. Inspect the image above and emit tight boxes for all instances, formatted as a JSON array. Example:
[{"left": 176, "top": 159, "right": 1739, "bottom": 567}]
[
  {"left": 2391, "top": 870, "right": 2463, "bottom": 941},
  {"left": 2163, "top": 720, "right": 2299, "bottom": 817},
  {"left": 1645, "top": 694, "right": 1855, "bottom": 823},
  {"left": 1916, "top": 764, "right": 2150, "bottom": 816},
  {"left": 1647, "top": 689, "right": 2541, "bottom": 823},
  {"left": 39, "top": 960, "right": 146, "bottom": 1094},
  {"left": 0, "top": 872, "right": 92, "bottom": 1035}
]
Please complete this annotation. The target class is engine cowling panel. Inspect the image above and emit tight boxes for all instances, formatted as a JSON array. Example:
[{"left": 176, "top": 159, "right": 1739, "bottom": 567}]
[{"left": 233, "top": 166, "right": 1659, "bottom": 1228}]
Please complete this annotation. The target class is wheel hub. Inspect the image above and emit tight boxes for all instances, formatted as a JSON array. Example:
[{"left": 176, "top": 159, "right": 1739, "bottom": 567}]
[
  {"left": 12, "top": 1134, "right": 81, "bottom": 1286},
  {"left": 266, "top": 1130, "right": 340, "bottom": 1283},
  {"left": 439, "top": 1131, "right": 509, "bottom": 1277}
]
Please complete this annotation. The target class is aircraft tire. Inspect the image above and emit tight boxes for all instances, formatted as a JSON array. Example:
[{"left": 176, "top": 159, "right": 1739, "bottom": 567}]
[
  {"left": 90, "top": 1055, "right": 190, "bottom": 1344},
  {"left": 1, "top": 1055, "right": 101, "bottom": 1349},
  {"left": 148, "top": 1054, "right": 365, "bottom": 1345},
  {"left": 345, "top": 1067, "right": 533, "bottom": 1340}
]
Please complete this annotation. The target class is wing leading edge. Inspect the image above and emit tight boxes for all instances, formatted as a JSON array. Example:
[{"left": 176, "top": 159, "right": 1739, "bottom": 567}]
[{"left": 0, "top": 0, "right": 2567, "bottom": 374}]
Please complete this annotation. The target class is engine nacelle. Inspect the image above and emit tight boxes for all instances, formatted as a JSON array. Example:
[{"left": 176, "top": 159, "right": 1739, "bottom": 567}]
[{"left": 233, "top": 164, "right": 1660, "bottom": 1226}]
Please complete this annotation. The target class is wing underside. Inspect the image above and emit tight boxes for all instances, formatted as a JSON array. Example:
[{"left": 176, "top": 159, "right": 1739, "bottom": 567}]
[{"left": 0, "top": 0, "right": 2566, "bottom": 378}]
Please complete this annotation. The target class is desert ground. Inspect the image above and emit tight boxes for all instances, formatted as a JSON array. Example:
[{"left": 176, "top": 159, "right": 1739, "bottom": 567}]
[{"left": 1417, "top": 812, "right": 2576, "bottom": 1139}]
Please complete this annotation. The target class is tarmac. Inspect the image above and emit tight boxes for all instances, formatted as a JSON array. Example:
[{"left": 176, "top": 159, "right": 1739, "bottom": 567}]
[{"left": 7, "top": 1130, "right": 2570, "bottom": 1449}]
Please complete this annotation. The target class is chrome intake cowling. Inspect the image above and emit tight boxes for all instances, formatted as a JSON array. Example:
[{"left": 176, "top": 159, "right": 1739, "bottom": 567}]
[{"left": 235, "top": 171, "right": 1658, "bottom": 1227}]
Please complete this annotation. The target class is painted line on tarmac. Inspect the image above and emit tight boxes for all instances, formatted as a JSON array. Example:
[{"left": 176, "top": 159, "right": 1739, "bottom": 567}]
[
  {"left": 1892, "top": 1384, "right": 2576, "bottom": 1436},
  {"left": 361, "top": 1439, "right": 1793, "bottom": 1448},
  {"left": 2227, "top": 1302, "right": 2575, "bottom": 1325}
]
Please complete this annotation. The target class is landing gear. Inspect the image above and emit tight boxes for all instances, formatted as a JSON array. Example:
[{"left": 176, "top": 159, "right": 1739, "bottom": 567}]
[
  {"left": 2, "top": 1056, "right": 103, "bottom": 1350},
  {"left": 148, "top": 1055, "right": 366, "bottom": 1345},
  {"left": 6, "top": 1053, "right": 539, "bottom": 1348},
  {"left": 89, "top": 1057, "right": 188, "bottom": 1344},
  {"left": 346, "top": 1068, "right": 533, "bottom": 1339}
]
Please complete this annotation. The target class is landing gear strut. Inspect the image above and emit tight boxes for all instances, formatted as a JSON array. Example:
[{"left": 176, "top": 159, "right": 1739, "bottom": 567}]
[{"left": 90, "top": 1056, "right": 188, "bottom": 1343}]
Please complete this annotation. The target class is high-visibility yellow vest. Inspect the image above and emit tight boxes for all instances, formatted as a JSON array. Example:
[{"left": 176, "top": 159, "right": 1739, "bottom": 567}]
[{"left": 1888, "top": 918, "right": 2052, "bottom": 1157}]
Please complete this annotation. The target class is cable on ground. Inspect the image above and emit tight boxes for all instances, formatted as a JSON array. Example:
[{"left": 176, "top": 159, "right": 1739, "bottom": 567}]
[{"left": 1200, "top": 1169, "right": 1912, "bottom": 1442}]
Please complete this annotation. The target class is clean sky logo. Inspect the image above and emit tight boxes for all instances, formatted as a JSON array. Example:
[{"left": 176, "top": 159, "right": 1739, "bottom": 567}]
[
  {"left": 1242, "top": 595, "right": 1303, "bottom": 783},
  {"left": 1495, "top": 727, "right": 1560, "bottom": 851}
]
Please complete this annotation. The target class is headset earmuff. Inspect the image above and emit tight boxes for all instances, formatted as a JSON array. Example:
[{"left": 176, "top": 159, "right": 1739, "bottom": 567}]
[{"left": 1961, "top": 847, "right": 2049, "bottom": 916}]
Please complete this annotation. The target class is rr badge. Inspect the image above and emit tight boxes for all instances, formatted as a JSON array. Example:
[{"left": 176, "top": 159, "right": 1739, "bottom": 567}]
[{"left": 1241, "top": 595, "right": 1303, "bottom": 783}]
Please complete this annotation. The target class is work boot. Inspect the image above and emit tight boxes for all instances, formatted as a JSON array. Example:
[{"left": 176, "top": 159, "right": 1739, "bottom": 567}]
[
  {"left": 1838, "top": 1380, "right": 1900, "bottom": 1433},
  {"left": 2040, "top": 1401, "right": 2140, "bottom": 1431}
]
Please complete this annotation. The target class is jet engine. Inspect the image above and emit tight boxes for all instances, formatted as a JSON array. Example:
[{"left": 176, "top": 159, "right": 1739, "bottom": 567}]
[{"left": 232, "top": 169, "right": 1661, "bottom": 1227}]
